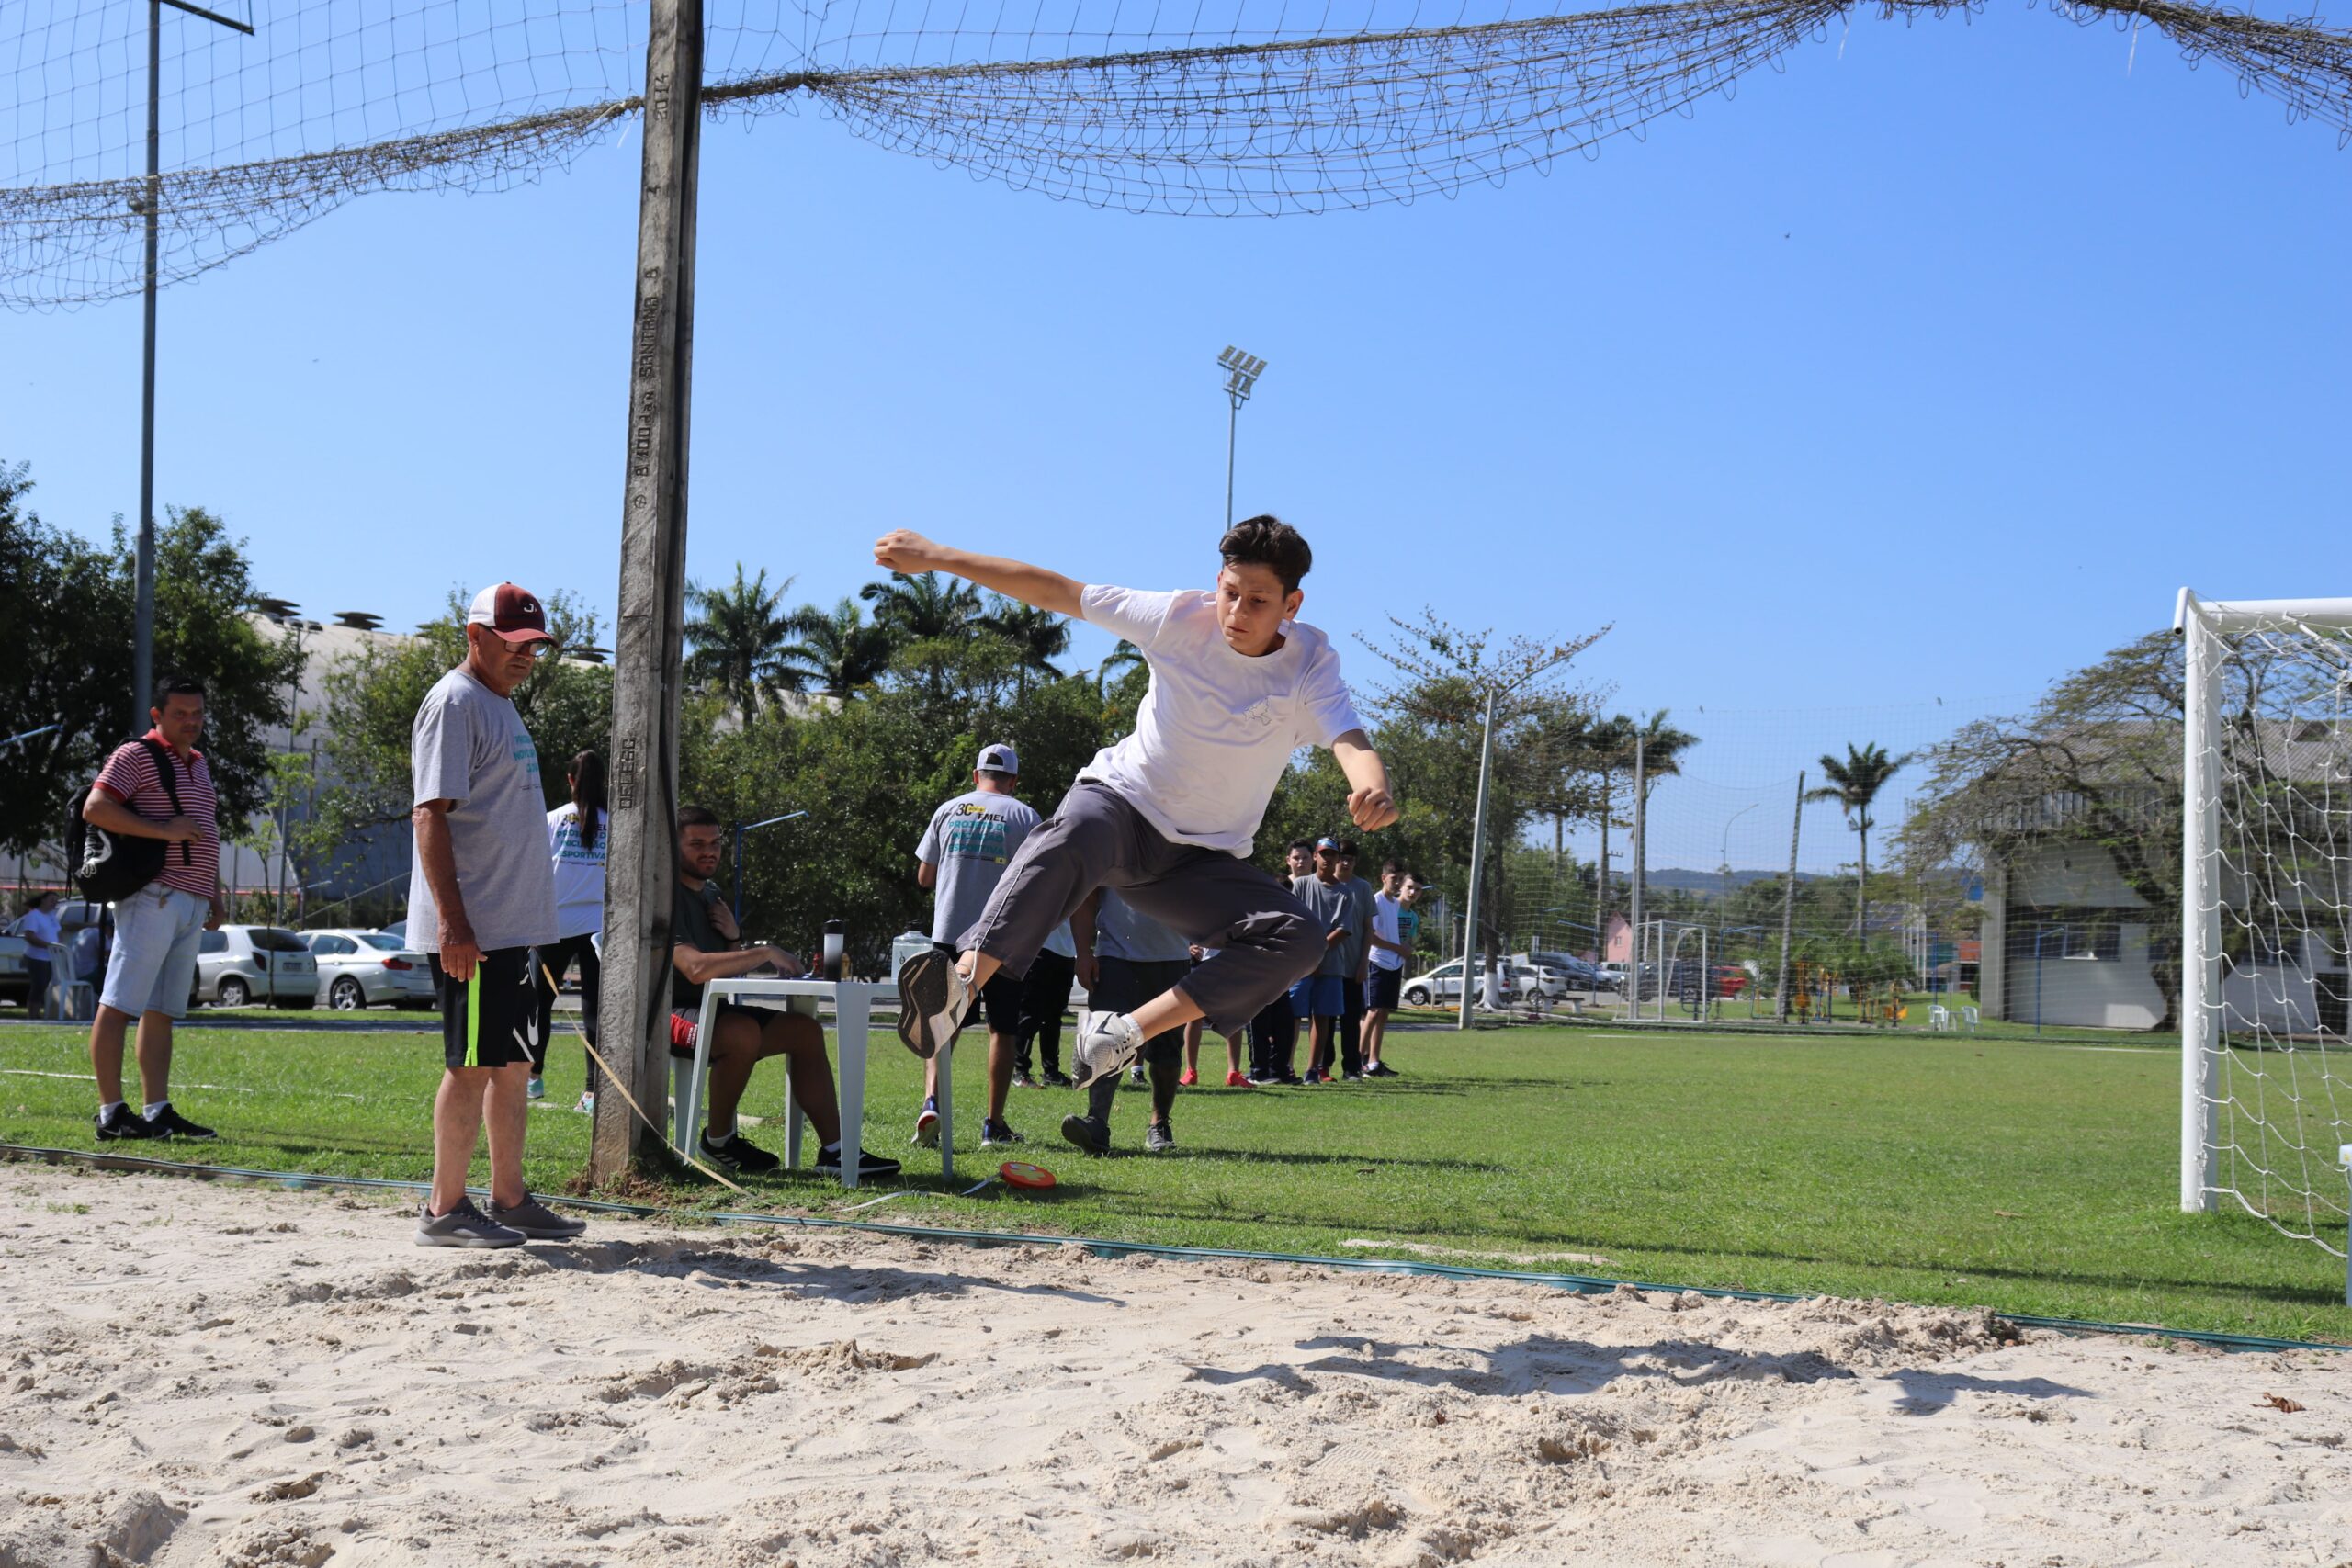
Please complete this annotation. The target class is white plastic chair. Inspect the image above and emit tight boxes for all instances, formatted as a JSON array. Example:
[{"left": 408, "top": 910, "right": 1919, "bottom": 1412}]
[
  {"left": 1928, "top": 1004, "right": 1952, "bottom": 1032},
  {"left": 1961, "top": 1005, "right": 1981, "bottom": 1034}
]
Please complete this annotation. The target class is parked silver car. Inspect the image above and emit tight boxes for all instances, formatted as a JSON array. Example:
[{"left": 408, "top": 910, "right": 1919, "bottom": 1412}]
[
  {"left": 305, "top": 928, "right": 435, "bottom": 1010},
  {"left": 1398, "top": 960, "right": 1515, "bottom": 1008},
  {"left": 194, "top": 925, "right": 318, "bottom": 1009}
]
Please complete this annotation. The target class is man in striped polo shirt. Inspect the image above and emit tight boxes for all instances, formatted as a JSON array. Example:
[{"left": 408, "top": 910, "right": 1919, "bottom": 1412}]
[{"left": 81, "top": 674, "right": 224, "bottom": 1142}]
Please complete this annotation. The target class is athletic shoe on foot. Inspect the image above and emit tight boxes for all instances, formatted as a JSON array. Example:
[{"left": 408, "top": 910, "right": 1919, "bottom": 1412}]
[
  {"left": 1011, "top": 1071, "right": 1038, "bottom": 1089},
  {"left": 1042, "top": 1070, "right": 1074, "bottom": 1089},
  {"left": 95, "top": 1104, "right": 157, "bottom": 1142},
  {"left": 1304, "top": 1071, "right": 1328, "bottom": 1085},
  {"left": 1178, "top": 1069, "right": 1199, "bottom": 1087},
  {"left": 1059, "top": 1113, "right": 1110, "bottom": 1156},
  {"left": 415, "top": 1199, "right": 524, "bottom": 1249},
  {"left": 1225, "top": 1071, "right": 1250, "bottom": 1088},
  {"left": 143, "top": 1105, "right": 215, "bottom": 1141},
  {"left": 895, "top": 948, "right": 968, "bottom": 1059},
  {"left": 913, "top": 1097, "right": 941, "bottom": 1148},
  {"left": 485, "top": 1195, "right": 587, "bottom": 1240},
  {"left": 699, "top": 1129, "right": 782, "bottom": 1175},
  {"left": 1144, "top": 1121, "right": 1176, "bottom": 1154},
  {"left": 1069, "top": 1011, "right": 1146, "bottom": 1091},
  {"left": 980, "top": 1117, "right": 1024, "bottom": 1146},
  {"left": 574, "top": 1090, "right": 597, "bottom": 1114},
  {"left": 817, "top": 1145, "right": 903, "bottom": 1180},
  {"left": 1128, "top": 1066, "right": 1147, "bottom": 1086},
  {"left": 526, "top": 1076, "right": 547, "bottom": 1101},
  {"left": 1272, "top": 1073, "right": 1304, "bottom": 1086}
]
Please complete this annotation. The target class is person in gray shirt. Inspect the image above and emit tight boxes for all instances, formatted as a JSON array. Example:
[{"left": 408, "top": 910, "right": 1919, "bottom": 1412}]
[
  {"left": 409, "top": 582, "right": 583, "bottom": 1249},
  {"left": 1333, "top": 842, "right": 1377, "bottom": 1080},
  {"left": 1062, "top": 888, "right": 1193, "bottom": 1155},
  {"left": 1289, "top": 836, "right": 1357, "bottom": 1082},
  {"left": 910, "top": 743, "right": 1041, "bottom": 1151}
]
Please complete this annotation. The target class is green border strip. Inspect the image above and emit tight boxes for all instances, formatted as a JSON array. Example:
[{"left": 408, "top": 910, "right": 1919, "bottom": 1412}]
[{"left": 6, "top": 1141, "right": 2343, "bottom": 1355}]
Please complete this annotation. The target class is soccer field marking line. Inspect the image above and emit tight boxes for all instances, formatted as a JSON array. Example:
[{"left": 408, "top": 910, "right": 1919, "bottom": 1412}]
[
  {"left": 2051, "top": 1046, "right": 2170, "bottom": 1055},
  {"left": 1341, "top": 1238, "right": 1613, "bottom": 1267},
  {"left": 0, "top": 1068, "right": 363, "bottom": 1100}
]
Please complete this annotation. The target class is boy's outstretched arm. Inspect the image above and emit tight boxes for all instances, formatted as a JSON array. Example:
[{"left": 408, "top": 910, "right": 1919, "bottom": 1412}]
[
  {"left": 1331, "top": 731, "right": 1399, "bottom": 831},
  {"left": 875, "top": 529, "right": 1083, "bottom": 619}
]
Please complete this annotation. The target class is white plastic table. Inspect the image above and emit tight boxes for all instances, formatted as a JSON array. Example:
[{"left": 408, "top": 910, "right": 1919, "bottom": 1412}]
[{"left": 681, "top": 977, "right": 948, "bottom": 1190}]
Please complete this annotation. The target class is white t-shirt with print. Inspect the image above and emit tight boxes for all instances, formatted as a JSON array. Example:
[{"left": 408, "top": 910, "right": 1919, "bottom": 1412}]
[
  {"left": 546, "top": 804, "right": 610, "bottom": 941},
  {"left": 1371, "top": 892, "right": 1405, "bottom": 972},
  {"left": 1078, "top": 583, "right": 1363, "bottom": 857}
]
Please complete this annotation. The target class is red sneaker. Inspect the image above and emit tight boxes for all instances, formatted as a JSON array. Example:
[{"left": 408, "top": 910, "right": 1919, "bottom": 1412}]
[
  {"left": 1225, "top": 1071, "right": 1249, "bottom": 1087},
  {"left": 1178, "top": 1069, "right": 1199, "bottom": 1087}
]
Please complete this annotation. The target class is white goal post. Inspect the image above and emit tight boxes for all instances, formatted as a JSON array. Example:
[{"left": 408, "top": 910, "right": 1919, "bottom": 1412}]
[{"left": 2176, "top": 591, "right": 2352, "bottom": 1262}]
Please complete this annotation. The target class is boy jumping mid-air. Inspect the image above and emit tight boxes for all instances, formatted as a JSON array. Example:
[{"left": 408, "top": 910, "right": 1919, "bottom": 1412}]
[{"left": 876, "top": 516, "right": 1399, "bottom": 1087}]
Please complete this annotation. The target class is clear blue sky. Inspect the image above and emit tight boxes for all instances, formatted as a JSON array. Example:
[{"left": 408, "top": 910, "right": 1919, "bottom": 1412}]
[{"left": 6, "top": 6, "right": 2346, "bottom": 870}]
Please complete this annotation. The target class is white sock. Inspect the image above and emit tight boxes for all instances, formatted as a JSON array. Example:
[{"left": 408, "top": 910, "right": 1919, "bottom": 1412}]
[
  {"left": 706, "top": 1121, "right": 735, "bottom": 1144},
  {"left": 143, "top": 1101, "right": 170, "bottom": 1120},
  {"left": 100, "top": 1100, "right": 126, "bottom": 1119},
  {"left": 821, "top": 1141, "right": 842, "bottom": 1156}
]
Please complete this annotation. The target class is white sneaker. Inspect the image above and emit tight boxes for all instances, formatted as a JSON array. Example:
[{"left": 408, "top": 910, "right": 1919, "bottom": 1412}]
[{"left": 1070, "top": 1011, "right": 1145, "bottom": 1091}]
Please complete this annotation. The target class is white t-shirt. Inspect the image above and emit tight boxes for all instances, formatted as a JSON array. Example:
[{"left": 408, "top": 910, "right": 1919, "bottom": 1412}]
[
  {"left": 1078, "top": 583, "right": 1364, "bottom": 857},
  {"left": 1371, "top": 892, "right": 1405, "bottom": 971},
  {"left": 546, "top": 804, "right": 610, "bottom": 941}
]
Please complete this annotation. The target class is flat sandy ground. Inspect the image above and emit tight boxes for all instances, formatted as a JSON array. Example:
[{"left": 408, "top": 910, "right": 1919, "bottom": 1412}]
[{"left": 0, "top": 1166, "right": 2346, "bottom": 1568}]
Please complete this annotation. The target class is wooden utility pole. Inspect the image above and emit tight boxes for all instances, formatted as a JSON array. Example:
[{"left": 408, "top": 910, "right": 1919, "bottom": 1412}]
[{"left": 592, "top": 0, "right": 704, "bottom": 1181}]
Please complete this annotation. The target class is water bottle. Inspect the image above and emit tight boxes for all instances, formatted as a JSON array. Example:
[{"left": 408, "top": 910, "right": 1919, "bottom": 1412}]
[{"left": 822, "top": 919, "right": 844, "bottom": 981}]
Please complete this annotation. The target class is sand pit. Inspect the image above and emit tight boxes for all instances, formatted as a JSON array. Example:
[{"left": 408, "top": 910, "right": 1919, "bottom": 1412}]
[{"left": 0, "top": 1166, "right": 2346, "bottom": 1566}]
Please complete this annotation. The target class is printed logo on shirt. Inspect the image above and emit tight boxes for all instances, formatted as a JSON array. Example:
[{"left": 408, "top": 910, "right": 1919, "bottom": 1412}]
[
  {"left": 942, "top": 807, "right": 1013, "bottom": 864},
  {"left": 513, "top": 733, "right": 540, "bottom": 782},
  {"left": 1236, "top": 698, "right": 1279, "bottom": 730}
]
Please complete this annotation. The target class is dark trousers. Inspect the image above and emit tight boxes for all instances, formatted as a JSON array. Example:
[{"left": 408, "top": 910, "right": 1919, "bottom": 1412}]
[
  {"left": 1016, "top": 948, "right": 1076, "bottom": 1077},
  {"left": 1335, "top": 976, "right": 1365, "bottom": 1078},
  {"left": 1248, "top": 993, "right": 1295, "bottom": 1078},
  {"left": 528, "top": 931, "right": 603, "bottom": 1089},
  {"left": 1084, "top": 955, "right": 1188, "bottom": 1128}
]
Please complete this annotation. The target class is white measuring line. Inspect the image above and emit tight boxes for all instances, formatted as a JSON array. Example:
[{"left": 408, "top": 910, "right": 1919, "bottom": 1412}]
[{"left": 0, "top": 1067, "right": 367, "bottom": 1100}]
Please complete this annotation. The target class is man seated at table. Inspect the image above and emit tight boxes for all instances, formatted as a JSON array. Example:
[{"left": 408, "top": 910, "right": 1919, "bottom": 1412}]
[{"left": 673, "top": 807, "right": 900, "bottom": 1180}]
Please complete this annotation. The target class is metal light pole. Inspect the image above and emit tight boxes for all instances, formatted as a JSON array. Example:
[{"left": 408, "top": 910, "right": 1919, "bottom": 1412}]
[
  {"left": 731, "top": 810, "right": 808, "bottom": 925},
  {"left": 1216, "top": 346, "right": 1267, "bottom": 527},
  {"left": 1456, "top": 686, "right": 1498, "bottom": 1032},
  {"left": 133, "top": 0, "right": 254, "bottom": 728}
]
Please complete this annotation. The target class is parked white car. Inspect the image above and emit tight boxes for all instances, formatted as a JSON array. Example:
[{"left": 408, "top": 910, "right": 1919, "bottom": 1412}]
[
  {"left": 194, "top": 925, "right": 318, "bottom": 1009},
  {"left": 0, "top": 932, "right": 28, "bottom": 1010},
  {"left": 1510, "top": 963, "right": 1570, "bottom": 1000},
  {"left": 305, "top": 928, "right": 435, "bottom": 1010},
  {"left": 1398, "top": 960, "right": 1516, "bottom": 1008}
]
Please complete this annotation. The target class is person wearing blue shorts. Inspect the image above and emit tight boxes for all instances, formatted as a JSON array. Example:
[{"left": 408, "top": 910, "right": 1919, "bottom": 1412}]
[{"left": 1290, "top": 837, "right": 1355, "bottom": 1083}]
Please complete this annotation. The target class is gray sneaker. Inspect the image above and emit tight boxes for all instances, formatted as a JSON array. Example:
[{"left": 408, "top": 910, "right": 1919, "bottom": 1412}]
[
  {"left": 415, "top": 1199, "right": 525, "bottom": 1249},
  {"left": 485, "top": 1195, "right": 587, "bottom": 1240},
  {"left": 1060, "top": 1113, "right": 1111, "bottom": 1156},
  {"left": 1144, "top": 1120, "right": 1176, "bottom": 1154},
  {"left": 895, "top": 948, "right": 969, "bottom": 1059}
]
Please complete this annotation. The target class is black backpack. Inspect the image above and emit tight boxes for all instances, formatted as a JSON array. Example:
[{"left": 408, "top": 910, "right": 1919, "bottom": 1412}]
[{"left": 67, "top": 738, "right": 194, "bottom": 903}]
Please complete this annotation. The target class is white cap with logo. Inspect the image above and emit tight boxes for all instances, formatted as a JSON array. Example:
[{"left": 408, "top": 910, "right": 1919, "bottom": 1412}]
[{"left": 978, "top": 742, "right": 1019, "bottom": 774}]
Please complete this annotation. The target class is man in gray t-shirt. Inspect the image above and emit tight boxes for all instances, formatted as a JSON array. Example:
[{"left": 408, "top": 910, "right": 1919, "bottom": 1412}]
[
  {"left": 909, "top": 743, "right": 1042, "bottom": 1149},
  {"left": 1289, "top": 837, "right": 1363, "bottom": 1081},
  {"left": 408, "top": 581, "right": 580, "bottom": 1250}
]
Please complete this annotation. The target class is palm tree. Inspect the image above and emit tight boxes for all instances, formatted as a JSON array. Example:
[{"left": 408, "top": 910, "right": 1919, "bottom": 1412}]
[
  {"left": 1096, "top": 640, "right": 1147, "bottom": 695},
  {"left": 1586, "top": 711, "right": 1697, "bottom": 942},
  {"left": 778, "top": 596, "right": 895, "bottom": 697},
  {"left": 982, "top": 595, "right": 1071, "bottom": 695},
  {"left": 861, "top": 571, "right": 982, "bottom": 697},
  {"left": 1804, "top": 741, "right": 1913, "bottom": 936},
  {"left": 684, "top": 566, "right": 799, "bottom": 727}
]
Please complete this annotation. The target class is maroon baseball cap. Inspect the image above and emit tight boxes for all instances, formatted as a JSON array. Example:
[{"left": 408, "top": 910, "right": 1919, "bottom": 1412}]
[{"left": 466, "top": 582, "right": 554, "bottom": 645}]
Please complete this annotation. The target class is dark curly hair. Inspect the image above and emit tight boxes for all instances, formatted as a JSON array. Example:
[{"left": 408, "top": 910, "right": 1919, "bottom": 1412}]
[{"left": 1218, "top": 514, "right": 1313, "bottom": 595}]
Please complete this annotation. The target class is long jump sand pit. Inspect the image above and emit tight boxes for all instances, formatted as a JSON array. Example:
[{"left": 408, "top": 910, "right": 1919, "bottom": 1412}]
[{"left": 2, "top": 1166, "right": 2346, "bottom": 1567}]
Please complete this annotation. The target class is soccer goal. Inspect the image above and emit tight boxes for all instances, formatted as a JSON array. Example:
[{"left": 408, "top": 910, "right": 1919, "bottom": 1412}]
[{"left": 2177, "top": 591, "right": 2352, "bottom": 1267}]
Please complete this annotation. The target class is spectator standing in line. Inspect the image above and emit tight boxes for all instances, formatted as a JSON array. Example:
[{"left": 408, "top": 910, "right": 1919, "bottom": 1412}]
[
  {"left": 910, "top": 743, "right": 1039, "bottom": 1150},
  {"left": 1063, "top": 888, "right": 1191, "bottom": 1154},
  {"left": 16, "top": 892, "right": 61, "bottom": 1015},
  {"left": 670, "top": 807, "right": 901, "bottom": 1179},
  {"left": 408, "top": 584, "right": 586, "bottom": 1247},
  {"left": 1290, "top": 836, "right": 1354, "bottom": 1084},
  {"left": 1333, "top": 842, "right": 1376, "bottom": 1081},
  {"left": 1180, "top": 942, "right": 1249, "bottom": 1086},
  {"left": 1396, "top": 872, "right": 1425, "bottom": 963},
  {"left": 1014, "top": 919, "right": 1078, "bottom": 1089},
  {"left": 530, "top": 750, "right": 607, "bottom": 1113},
  {"left": 1362, "top": 860, "right": 1411, "bottom": 1077},
  {"left": 1247, "top": 840, "right": 1317, "bottom": 1083},
  {"left": 81, "top": 675, "right": 225, "bottom": 1142}
]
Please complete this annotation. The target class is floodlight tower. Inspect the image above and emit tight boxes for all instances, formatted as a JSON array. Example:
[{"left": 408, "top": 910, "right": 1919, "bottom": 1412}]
[{"left": 1216, "top": 346, "right": 1268, "bottom": 528}]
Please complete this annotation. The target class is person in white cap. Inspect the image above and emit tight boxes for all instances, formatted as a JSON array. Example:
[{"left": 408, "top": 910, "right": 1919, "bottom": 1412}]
[
  {"left": 407, "top": 582, "right": 586, "bottom": 1248},
  {"left": 908, "top": 742, "right": 1040, "bottom": 1148}
]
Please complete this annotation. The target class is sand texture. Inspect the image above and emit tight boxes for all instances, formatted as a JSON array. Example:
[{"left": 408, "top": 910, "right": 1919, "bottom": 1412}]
[{"left": 0, "top": 1165, "right": 2347, "bottom": 1566}]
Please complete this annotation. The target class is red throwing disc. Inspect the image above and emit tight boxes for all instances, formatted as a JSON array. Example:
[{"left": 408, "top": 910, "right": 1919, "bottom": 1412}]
[{"left": 999, "top": 1160, "right": 1057, "bottom": 1191}]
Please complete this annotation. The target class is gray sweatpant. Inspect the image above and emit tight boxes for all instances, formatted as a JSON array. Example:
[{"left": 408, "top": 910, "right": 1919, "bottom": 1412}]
[{"left": 956, "top": 781, "right": 1324, "bottom": 1038}]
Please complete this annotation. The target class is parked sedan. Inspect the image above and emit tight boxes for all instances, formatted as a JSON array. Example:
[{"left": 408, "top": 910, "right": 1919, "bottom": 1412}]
[
  {"left": 1398, "top": 960, "right": 1515, "bottom": 1008},
  {"left": 194, "top": 925, "right": 318, "bottom": 1009},
  {"left": 305, "top": 928, "right": 435, "bottom": 1010}
]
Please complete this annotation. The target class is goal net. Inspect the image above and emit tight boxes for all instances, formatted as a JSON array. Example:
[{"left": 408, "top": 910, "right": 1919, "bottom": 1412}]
[{"left": 2178, "top": 591, "right": 2352, "bottom": 1258}]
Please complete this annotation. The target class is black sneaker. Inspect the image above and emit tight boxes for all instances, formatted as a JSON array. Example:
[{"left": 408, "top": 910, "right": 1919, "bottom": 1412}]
[
  {"left": 1041, "top": 1070, "right": 1074, "bottom": 1089},
  {"left": 1144, "top": 1120, "right": 1176, "bottom": 1154},
  {"left": 96, "top": 1104, "right": 157, "bottom": 1142},
  {"left": 699, "top": 1130, "right": 782, "bottom": 1175},
  {"left": 1010, "top": 1071, "right": 1038, "bottom": 1090},
  {"left": 144, "top": 1105, "right": 217, "bottom": 1141},
  {"left": 980, "top": 1118, "right": 1025, "bottom": 1146},
  {"left": 817, "top": 1145, "right": 903, "bottom": 1180},
  {"left": 1059, "top": 1113, "right": 1110, "bottom": 1156}
]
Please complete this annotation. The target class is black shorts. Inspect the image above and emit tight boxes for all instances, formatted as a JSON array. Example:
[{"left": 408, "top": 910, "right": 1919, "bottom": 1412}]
[
  {"left": 1368, "top": 967, "right": 1402, "bottom": 1010},
  {"left": 935, "top": 941, "right": 1023, "bottom": 1035},
  {"left": 432, "top": 948, "right": 538, "bottom": 1070}
]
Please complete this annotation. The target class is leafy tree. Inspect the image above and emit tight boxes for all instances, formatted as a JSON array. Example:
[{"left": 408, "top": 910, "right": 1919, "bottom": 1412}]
[
  {"left": 306, "top": 590, "right": 612, "bottom": 875},
  {"left": 0, "top": 462, "right": 298, "bottom": 857},
  {"left": 982, "top": 594, "right": 1072, "bottom": 695},
  {"left": 1805, "top": 740, "right": 1912, "bottom": 937},
  {"left": 685, "top": 566, "right": 802, "bottom": 726},
  {"left": 861, "top": 571, "right": 982, "bottom": 700},
  {"left": 777, "top": 595, "right": 895, "bottom": 698}
]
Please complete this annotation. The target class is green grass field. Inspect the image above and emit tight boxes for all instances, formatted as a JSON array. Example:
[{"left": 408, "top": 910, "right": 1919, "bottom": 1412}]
[{"left": 1, "top": 1017, "right": 2345, "bottom": 1342}]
